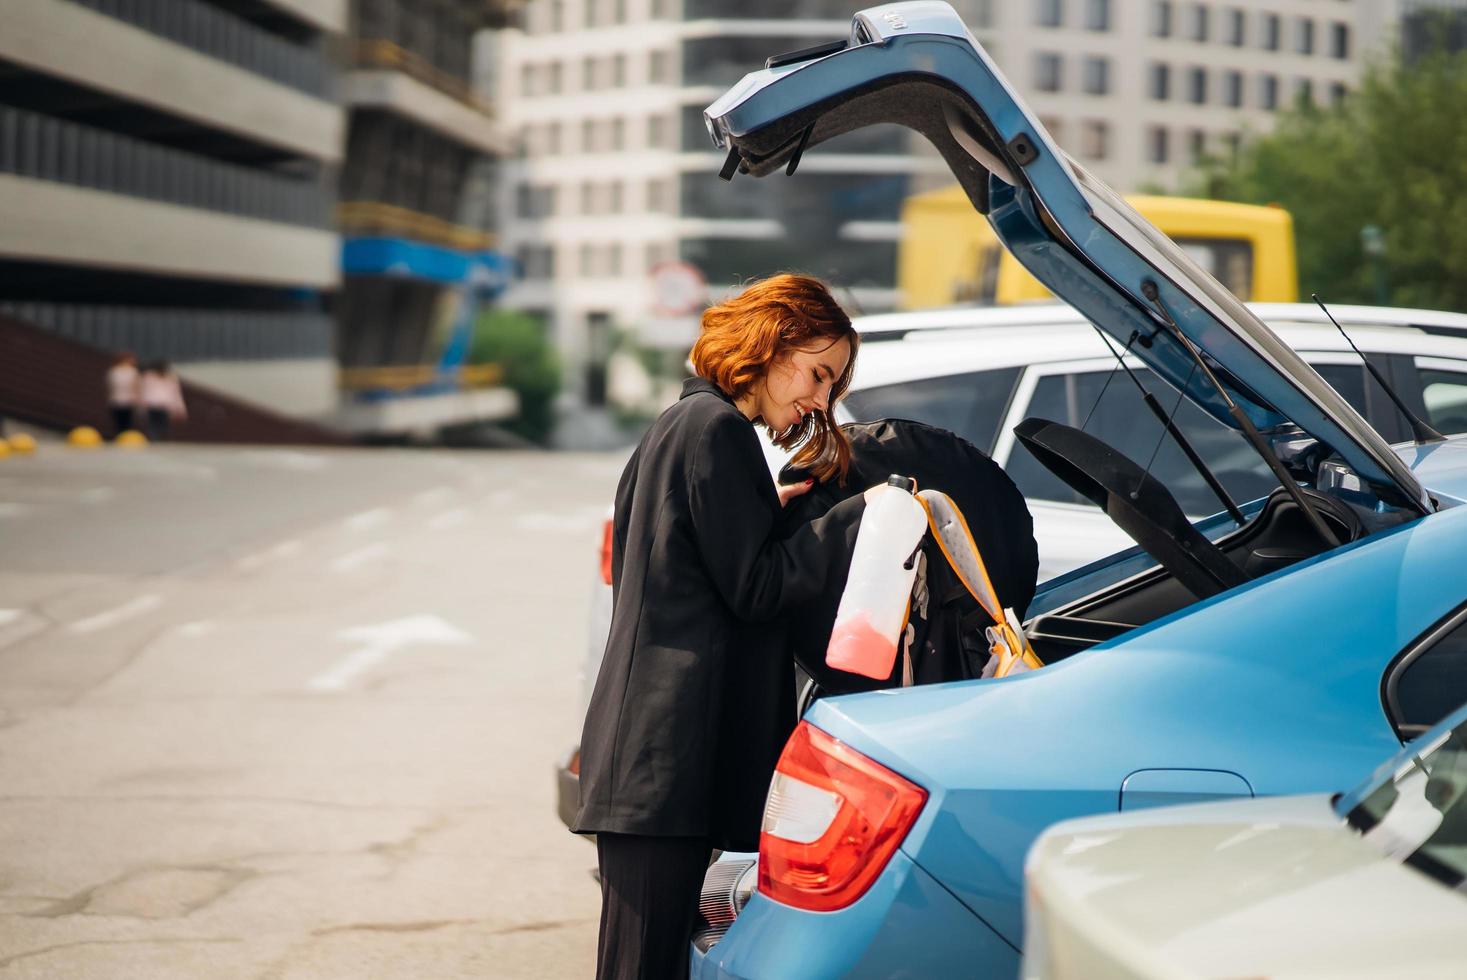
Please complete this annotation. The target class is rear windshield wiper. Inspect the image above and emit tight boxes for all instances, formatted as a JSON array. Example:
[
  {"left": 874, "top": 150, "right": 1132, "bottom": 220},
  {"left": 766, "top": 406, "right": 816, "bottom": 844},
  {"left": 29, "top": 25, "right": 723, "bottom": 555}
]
[{"left": 1142, "top": 280, "right": 1341, "bottom": 549}]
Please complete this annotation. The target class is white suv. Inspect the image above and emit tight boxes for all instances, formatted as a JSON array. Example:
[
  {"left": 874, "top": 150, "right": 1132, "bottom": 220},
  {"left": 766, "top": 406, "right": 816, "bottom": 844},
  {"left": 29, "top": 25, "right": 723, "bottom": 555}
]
[{"left": 556, "top": 301, "right": 1467, "bottom": 829}]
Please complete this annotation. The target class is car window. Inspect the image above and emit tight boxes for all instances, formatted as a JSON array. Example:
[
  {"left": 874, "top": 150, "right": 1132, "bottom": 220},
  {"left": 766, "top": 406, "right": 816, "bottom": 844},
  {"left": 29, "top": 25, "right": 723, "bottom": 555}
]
[
  {"left": 1416, "top": 362, "right": 1467, "bottom": 436},
  {"left": 1007, "top": 368, "right": 1277, "bottom": 514},
  {"left": 842, "top": 366, "right": 1021, "bottom": 454},
  {"left": 1391, "top": 609, "right": 1467, "bottom": 734},
  {"left": 1346, "top": 708, "right": 1467, "bottom": 891},
  {"left": 1310, "top": 363, "right": 1369, "bottom": 420}
]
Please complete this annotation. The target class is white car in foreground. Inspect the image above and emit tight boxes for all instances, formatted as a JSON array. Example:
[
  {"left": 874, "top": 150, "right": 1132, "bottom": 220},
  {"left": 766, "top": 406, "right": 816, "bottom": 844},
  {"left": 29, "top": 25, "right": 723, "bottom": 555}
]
[
  {"left": 1024, "top": 694, "right": 1467, "bottom": 980},
  {"left": 557, "top": 301, "right": 1467, "bottom": 829}
]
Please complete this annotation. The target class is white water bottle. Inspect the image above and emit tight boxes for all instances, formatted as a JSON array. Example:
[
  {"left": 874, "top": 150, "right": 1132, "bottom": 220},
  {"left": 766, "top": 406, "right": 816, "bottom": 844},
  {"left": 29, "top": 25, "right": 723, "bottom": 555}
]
[{"left": 826, "top": 475, "right": 929, "bottom": 680}]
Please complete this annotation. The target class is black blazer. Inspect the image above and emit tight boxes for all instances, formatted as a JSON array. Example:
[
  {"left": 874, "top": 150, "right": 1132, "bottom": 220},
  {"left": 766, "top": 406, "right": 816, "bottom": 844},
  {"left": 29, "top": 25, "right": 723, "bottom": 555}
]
[{"left": 573, "top": 377, "right": 865, "bottom": 849}]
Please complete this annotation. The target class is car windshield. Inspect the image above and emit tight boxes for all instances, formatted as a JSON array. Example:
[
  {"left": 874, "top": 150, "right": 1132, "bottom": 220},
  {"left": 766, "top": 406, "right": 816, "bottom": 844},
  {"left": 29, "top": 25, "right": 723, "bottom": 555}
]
[{"left": 1344, "top": 714, "right": 1467, "bottom": 892}]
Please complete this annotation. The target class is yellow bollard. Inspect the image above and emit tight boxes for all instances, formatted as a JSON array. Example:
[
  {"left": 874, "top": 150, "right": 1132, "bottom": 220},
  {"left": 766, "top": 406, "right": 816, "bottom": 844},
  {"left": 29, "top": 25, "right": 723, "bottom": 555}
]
[
  {"left": 6, "top": 432, "right": 36, "bottom": 454},
  {"left": 67, "top": 426, "right": 103, "bottom": 448},
  {"left": 0, "top": 440, "right": 10, "bottom": 459},
  {"left": 115, "top": 429, "right": 149, "bottom": 449}
]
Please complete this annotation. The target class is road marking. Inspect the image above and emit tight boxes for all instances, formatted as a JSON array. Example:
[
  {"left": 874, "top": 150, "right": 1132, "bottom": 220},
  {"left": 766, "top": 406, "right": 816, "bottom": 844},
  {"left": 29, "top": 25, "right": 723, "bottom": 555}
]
[
  {"left": 330, "top": 543, "right": 389, "bottom": 573},
  {"left": 414, "top": 487, "right": 455, "bottom": 507},
  {"left": 309, "top": 614, "right": 473, "bottom": 691},
  {"left": 427, "top": 507, "right": 469, "bottom": 530},
  {"left": 69, "top": 594, "right": 162, "bottom": 633},
  {"left": 515, "top": 507, "right": 605, "bottom": 533},
  {"left": 236, "top": 539, "right": 303, "bottom": 572},
  {"left": 344, "top": 508, "right": 392, "bottom": 532}
]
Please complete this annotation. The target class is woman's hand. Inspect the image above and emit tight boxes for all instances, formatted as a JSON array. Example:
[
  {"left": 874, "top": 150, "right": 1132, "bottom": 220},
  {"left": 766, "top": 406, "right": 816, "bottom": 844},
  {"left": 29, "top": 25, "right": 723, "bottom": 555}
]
[{"left": 777, "top": 479, "right": 815, "bottom": 508}]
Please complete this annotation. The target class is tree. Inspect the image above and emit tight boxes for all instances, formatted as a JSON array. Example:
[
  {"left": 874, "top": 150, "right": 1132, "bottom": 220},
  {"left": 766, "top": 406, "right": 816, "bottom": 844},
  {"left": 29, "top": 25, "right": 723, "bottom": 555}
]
[
  {"left": 1189, "top": 47, "right": 1467, "bottom": 313},
  {"left": 469, "top": 310, "right": 560, "bottom": 444}
]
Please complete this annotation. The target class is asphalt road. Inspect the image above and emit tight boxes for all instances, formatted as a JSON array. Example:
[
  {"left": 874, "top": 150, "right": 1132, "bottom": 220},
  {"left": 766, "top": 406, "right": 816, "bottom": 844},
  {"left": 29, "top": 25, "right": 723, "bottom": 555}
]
[{"left": 0, "top": 442, "right": 625, "bottom": 978}]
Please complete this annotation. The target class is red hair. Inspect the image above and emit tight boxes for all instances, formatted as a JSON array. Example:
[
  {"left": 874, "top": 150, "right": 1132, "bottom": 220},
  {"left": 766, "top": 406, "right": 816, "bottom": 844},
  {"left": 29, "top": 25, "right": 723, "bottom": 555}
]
[{"left": 690, "top": 274, "right": 859, "bottom": 483}]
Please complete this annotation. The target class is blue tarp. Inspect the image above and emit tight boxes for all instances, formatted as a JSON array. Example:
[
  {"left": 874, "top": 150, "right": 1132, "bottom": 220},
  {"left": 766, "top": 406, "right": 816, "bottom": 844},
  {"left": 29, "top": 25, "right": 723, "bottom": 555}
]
[{"left": 341, "top": 237, "right": 513, "bottom": 291}]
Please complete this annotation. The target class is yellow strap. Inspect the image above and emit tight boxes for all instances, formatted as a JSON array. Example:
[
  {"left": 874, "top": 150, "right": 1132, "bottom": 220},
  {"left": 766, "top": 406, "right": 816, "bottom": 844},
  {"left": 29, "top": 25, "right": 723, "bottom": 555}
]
[{"left": 915, "top": 489, "right": 1042, "bottom": 675}]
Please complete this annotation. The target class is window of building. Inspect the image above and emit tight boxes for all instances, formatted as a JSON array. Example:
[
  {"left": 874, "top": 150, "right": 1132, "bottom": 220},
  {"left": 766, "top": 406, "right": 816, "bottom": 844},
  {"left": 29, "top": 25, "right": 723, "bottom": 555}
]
[
  {"left": 585, "top": 0, "right": 601, "bottom": 28},
  {"left": 550, "top": 0, "right": 566, "bottom": 32},
  {"left": 609, "top": 182, "right": 623, "bottom": 213},
  {"left": 1085, "top": 0, "right": 1109, "bottom": 31},
  {"left": 649, "top": 49, "right": 671, "bottom": 85},
  {"left": 1081, "top": 119, "right": 1109, "bottom": 159},
  {"left": 1150, "top": 61, "right": 1171, "bottom": 100},
  {"left": 548, "top": 62, "right": 563, "bottom": 94},
  {"left": 581, "top": 118, "right": 596, "bottom": 152},
  {"left": 1225, "top": 8, "right": 1245, "bottom": 46},
  {"left": 611, "top": 117, "right": 625, "bottom": 151},
  {"left": 1150, "top": 0, "right": 1172, "bottom": 37},
  {"left": 1188, "top": 128, "right": 1206, "bottom": 162},
  {"left": 1221, "top": 130, "right": 1241, "bottom": 159},
  {"left": 614, "top": 0, "right": 627, "bottom": 23},
  {"left": 1034, "top": 52, "right": 1064, "bottom": 92},
  {"left": 520, "top": 64, "right": 536, "bottom": 97},
  {"left": 1188, "top": 66, "right": 1208, "bottom": 103},
  {"left": 964, "top": 0, "right": 997, "bottom": 28},
  {"left": 1296, "top": 77, "right": 1314, "bottom": 106},
  {"left": 1188, "top": 4, "right": 1209, "bottom": 42},
  {"left": 1261, "top": 13, "right": 1280, "bottom": 51},
  {"left": 547, "top": 122, "right": 562, "bottom": 155},
  {"left": 1039, "top": 115, "right": 1063, "bottom": 144},
  {"left": 582, "top": 55, "right": 596, "bottom": 90},
  {"left": 648, "top": 113, "right": 667, "bottom": 148},
  {"left": 580, "top": 182, "right": 595, "bottom": 214},
  {"left": 612, "top": 53, "right": 627, "bottom": 87},
  {"left": 607, "top": 244, "right": 622, "bottom": 276},
  {"left": 1148, "top": 125, "right": 1169, "bottom": 163},
  {"left": 650, "top": 0, "right": 670, "bottom": 18},
  {"left": 579, "top": 243, "right": 596, "bottom": 276},
  {"left": 1082, "top": 56, "right": 1110, "bottom": 94},
  {"left": 1224, "top": 69, "right": 1243, "bottom": 107},
  {"left": 1036, "top": 0, "right": 1064, "bottom": 28},
  {"left": 1330, "top": 81, "right": 1348, "bottom": 106},
  {"left": 1331, "top": 22, "right": 1350, "bottom": 60},
  {"left": 646, "top": 177, "right": 669, "bottom": 212},
  {"left": 1297, "top": 17, "right": 1315, "bottom": 55},
  {"left": 1260, "top": 73, "right": 1278, "bottom": 109}
]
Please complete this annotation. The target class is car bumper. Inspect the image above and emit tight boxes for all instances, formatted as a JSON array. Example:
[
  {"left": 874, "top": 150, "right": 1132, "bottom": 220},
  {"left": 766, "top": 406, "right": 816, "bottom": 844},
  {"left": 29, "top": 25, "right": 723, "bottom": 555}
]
[
  {"left": 556, "top": 745, "right": 580, "bottom": 832},
  {"left": 690, "top": 850, "right": 1018, "bottom": 980}
]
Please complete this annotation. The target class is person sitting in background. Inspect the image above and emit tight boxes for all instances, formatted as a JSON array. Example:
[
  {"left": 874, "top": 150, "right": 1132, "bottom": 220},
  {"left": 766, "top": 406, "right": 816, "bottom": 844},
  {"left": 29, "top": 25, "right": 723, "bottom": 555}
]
[
  {"left": 139, "top": 361, "right": 187, "bottom": 441},
  {"left": 105, "top": 352, "right": 139, "bottom": 438}
]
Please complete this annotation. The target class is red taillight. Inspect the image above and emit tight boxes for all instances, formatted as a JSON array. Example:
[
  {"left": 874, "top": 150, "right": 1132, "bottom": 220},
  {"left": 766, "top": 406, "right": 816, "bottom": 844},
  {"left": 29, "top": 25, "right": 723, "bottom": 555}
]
[
  {"left": 599, "top": 519, "right": 614, "bottom": 586},
  {"left": 758, "top": 721, "right": 927, "bottom": 912}
]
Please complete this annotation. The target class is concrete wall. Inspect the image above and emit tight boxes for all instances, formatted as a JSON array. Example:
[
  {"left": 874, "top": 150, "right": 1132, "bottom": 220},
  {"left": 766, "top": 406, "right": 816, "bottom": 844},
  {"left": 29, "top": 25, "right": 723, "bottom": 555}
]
[
  {"left": 2, "top": 1, "right": 344, "bottom": 163},
  {"left": 177, "top": 358, "right": 339, "bottom": 418},
  {"left": 343, "top": 71, "right": 510, "bottom": 156},
  {"left": 0, "top": 174, "right": 341, "bottom": 288}
]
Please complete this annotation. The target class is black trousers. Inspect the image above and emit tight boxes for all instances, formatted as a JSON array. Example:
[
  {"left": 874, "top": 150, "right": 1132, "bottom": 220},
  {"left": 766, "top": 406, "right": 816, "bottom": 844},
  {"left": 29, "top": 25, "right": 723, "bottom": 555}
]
[{"left": 595, "top": 833, "right": 711, "bottom": 980}]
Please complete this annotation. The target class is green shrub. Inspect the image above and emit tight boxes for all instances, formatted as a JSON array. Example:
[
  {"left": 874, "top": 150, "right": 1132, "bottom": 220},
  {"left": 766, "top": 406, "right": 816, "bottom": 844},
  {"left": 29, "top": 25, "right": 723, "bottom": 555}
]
[{"left": 469, "top": 310, "right": 560, "bottom": 444}]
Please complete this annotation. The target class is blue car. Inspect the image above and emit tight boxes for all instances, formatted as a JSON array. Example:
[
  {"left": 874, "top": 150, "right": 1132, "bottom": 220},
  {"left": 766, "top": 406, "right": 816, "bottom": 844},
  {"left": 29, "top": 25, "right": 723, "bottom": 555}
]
[{"left": 690, "top": 3, "right": 1467, "bottom": 977}]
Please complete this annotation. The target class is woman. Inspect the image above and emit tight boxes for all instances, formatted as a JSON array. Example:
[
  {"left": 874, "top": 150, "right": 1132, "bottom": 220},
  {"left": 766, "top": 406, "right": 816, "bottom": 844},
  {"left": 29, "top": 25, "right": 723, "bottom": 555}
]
[
  {"left": 105, "top": 351, "right": 139, "bottom": 439},
  {"left": 139, "top": 360, "right": 188, "bottom": 441},
  {"left": 574, "top": 274, "right": 869, "bottom": 979}
]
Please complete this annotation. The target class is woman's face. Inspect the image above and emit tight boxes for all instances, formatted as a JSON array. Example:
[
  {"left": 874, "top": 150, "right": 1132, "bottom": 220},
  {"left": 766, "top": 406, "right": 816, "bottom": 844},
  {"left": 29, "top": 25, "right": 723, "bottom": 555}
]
[{"left": 755, "top": 335, "right": 852, "bottom": 433}]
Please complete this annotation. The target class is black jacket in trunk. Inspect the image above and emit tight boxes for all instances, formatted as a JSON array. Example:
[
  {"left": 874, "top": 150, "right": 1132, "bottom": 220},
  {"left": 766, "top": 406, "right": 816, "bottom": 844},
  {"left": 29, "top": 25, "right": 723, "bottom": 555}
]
[{"left": 573, "top": 378, "right": 865, "bottom": 850}]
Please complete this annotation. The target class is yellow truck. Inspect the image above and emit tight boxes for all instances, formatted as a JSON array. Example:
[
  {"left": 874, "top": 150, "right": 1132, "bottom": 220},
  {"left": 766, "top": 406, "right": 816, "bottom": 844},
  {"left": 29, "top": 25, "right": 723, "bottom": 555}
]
[{"left": 898, "top": 185, "right": 1297, "bottom": 308}]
